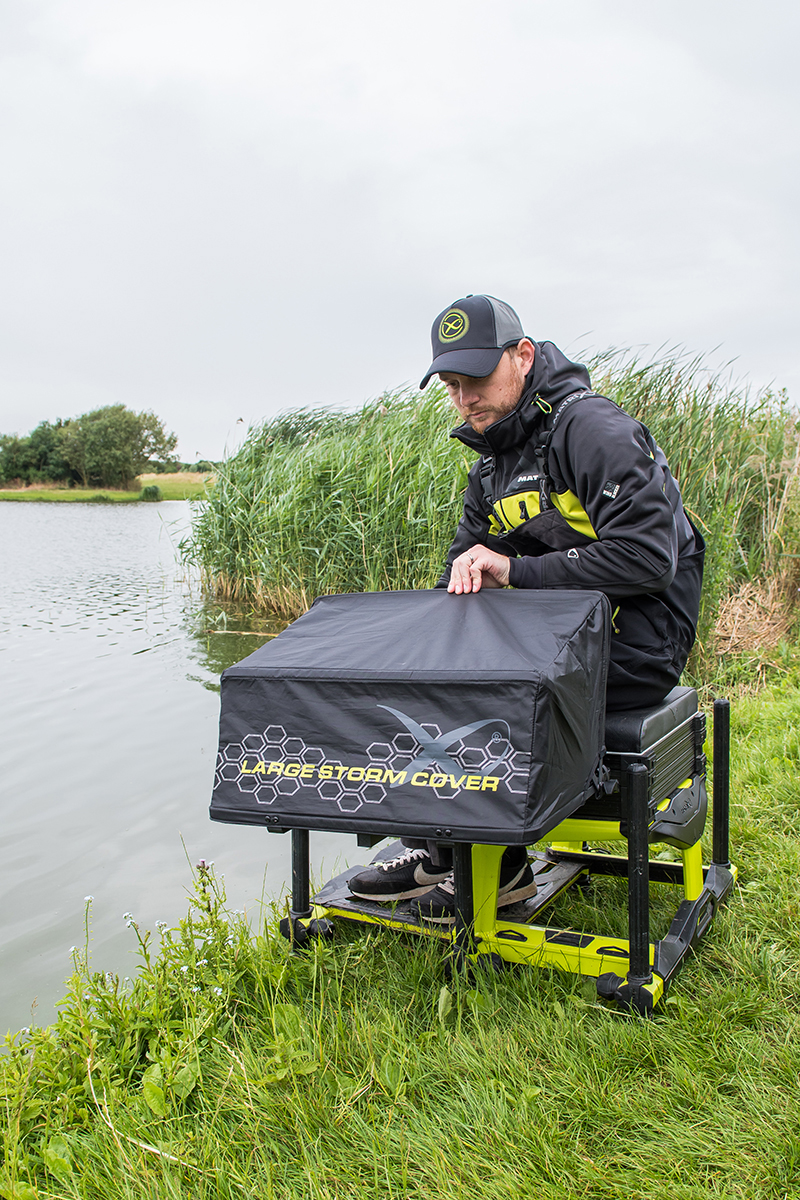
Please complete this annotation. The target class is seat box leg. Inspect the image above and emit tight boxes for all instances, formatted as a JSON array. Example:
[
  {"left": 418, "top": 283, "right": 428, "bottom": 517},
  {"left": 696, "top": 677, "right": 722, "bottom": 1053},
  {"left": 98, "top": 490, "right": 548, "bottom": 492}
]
[
  {"left": 452, "top": 843, "right": 475, "bottom": 953},
  {"left": 471, "top": 845, "right": 505, "bottom": 938},
  {"left": 713, "top": 698, "right": 732, "bottom": 869},
  {"left": 682, "top": 841, "right": 704, "bottom": 902},
  {"left": 290, "top": 828, "right": 312, "bottom": 920},
  {"left": 627, "top": 763, "right": 652, "bottom": 989}
]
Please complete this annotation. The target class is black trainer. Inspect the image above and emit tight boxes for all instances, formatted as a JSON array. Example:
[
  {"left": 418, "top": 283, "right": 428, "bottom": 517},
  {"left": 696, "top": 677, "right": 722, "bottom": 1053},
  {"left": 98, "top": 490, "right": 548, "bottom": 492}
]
[
  {"left": 409, "top": 850, "right": 537, "bottom": 925},
  {"left": 347, "top": 846, "right": 453, "bottom": 902}
]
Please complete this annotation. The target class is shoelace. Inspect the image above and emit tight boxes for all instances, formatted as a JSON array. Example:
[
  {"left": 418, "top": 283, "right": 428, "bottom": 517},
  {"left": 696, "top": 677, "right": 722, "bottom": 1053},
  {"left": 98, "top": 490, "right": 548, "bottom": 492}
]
[{"left": 379, "top": 846, "right": 431, "bottom": 873}]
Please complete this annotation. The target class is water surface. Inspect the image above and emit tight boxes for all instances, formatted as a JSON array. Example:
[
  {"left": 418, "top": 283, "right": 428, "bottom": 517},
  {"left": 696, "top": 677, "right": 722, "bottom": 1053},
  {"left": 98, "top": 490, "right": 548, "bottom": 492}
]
[{"left": 0, "top": 502, "right": 356, "bottom": 1034}]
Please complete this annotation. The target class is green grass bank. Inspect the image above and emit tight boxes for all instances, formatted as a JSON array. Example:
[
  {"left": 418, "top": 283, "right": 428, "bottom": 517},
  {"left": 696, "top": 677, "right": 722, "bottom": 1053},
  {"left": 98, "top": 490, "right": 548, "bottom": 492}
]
[
  {"left": 182, "top": 353, "right": 800, "bottom": 675},
  {"left": 2, "top": 673, "right": 800, "bottom": 1199},
  {"left": 0, "top": 474, "right": 213, "bottom": 504}
]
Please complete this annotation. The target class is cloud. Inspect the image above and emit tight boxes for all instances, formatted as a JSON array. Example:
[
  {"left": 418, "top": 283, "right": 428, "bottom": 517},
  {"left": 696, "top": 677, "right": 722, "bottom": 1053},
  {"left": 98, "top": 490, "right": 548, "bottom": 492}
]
[{"left": 0, "top": 1, "right": 797, "bottom": 457}]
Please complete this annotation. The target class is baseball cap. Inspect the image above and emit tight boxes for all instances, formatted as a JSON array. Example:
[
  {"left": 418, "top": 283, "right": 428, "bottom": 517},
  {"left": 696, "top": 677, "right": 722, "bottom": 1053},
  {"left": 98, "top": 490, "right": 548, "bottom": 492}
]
[{"left": 420, "top": 295, "right": 526, "bottom": 388}]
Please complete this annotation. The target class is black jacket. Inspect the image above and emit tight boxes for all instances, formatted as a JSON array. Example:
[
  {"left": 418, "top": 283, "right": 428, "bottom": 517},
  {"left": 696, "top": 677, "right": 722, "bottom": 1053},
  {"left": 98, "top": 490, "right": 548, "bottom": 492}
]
[{"left": 436, "top": 342, "right": 705, "bottom": 709}]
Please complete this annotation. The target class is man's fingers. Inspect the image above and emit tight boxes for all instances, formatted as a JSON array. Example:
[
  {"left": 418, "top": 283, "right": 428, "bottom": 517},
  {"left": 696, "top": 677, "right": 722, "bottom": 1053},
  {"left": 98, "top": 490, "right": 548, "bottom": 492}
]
[
  {"left": 448, "top": 545, "right": 509, "bottom": 593},
  {"left": 447, "top": 548, "right": 486, "bottom": 593}
]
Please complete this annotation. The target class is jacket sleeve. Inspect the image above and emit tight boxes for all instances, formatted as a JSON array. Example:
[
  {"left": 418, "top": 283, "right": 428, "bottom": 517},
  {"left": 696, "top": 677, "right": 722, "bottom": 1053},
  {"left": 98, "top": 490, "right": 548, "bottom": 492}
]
[
  {"left": 507, "top": 398, "right": 680, "bottom": 597},
  {"left": 435, "top": 464, "right": 515, "bottom": 588}
]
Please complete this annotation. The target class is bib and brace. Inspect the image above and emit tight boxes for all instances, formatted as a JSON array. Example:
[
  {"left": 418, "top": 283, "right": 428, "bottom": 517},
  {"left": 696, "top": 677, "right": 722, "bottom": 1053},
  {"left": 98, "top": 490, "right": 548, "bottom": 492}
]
[{"left": 478, "top": 389, "right": 599, "bottom": 550}]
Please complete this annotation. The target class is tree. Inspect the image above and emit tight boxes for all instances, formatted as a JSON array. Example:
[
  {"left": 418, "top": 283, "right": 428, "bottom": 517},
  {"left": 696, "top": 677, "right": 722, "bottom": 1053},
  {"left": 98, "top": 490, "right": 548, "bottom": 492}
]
[
  {"left": 26, "top": 420, "right": 74, "bottom": 483},
  {"left": 58, "top": 406, "right": 178, "bottom": 489},
  {"left": 0, "top": 434, "right": 32, "bottom": 485},
  {"left": 0, "top": 420, "right": 78, "bottom": 486}
]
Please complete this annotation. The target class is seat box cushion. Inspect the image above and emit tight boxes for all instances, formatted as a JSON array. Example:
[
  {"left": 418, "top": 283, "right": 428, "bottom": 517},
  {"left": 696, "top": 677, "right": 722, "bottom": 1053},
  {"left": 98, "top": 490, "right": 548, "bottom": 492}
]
[{"left": 604, "top": 686, "right": 698, "bottom": 753}]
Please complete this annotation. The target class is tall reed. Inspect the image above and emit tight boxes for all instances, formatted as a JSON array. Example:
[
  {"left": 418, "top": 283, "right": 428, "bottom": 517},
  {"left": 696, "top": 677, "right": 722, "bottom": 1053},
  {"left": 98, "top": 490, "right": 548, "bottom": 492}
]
[
  {"left": 183, "top": 355, "right": 800, "bottom": 663},
  {"left": 184, "top": 387, "right": 471, "bottom": 612},
  {"left": 591, "top": 352, "right": 800, "bottom": 658}
]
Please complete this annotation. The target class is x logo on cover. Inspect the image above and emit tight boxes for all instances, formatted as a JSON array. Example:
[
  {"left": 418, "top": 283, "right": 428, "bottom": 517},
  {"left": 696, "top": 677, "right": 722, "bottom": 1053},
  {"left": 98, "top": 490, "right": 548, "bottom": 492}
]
[{"left": 377, "top": 705, "right": 511, "bottom": 787}]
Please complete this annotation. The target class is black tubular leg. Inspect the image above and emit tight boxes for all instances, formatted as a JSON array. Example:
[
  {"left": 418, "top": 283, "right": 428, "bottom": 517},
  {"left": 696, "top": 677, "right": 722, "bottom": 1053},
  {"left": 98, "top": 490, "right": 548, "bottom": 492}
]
[
  {"left": 290, "top": 829, "right": 312, "bottom": 919},
  {"left": 713, "top": 698, "right": 731, "bottom": 869},
  {"left": 452, "top": 843, "right": 475, "bottom": 952},
  {"left": 626, "top": 763, "right": 652, "bottom": 987}
]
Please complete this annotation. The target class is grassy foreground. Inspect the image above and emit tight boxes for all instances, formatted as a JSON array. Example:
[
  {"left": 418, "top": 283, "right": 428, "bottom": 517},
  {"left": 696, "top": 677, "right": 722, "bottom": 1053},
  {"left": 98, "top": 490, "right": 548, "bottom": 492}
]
[
  {"left": 2, "top": 679, "right": 800, "bottom": 1199},
  {"left": 0, "top": 474, "right": 212, "bottom": 503}
]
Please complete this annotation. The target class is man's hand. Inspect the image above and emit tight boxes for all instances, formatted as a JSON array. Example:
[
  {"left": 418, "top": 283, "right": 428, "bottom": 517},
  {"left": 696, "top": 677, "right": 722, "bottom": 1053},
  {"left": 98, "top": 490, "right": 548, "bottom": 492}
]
[{"left": 447, "top": 545, "right": 511, "bottom": 594}]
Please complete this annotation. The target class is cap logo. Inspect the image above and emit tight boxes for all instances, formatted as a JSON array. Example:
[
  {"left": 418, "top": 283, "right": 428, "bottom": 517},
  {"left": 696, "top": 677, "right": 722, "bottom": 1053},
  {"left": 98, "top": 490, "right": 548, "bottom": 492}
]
[{"left": 439, "top": 308, "right": 469, "bottom": 343}]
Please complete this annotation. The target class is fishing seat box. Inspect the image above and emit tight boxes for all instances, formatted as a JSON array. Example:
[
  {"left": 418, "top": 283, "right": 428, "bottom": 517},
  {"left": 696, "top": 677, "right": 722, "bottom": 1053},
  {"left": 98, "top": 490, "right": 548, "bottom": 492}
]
[{"left": 211, "top": 589, "right": 610, "bottom": 846}]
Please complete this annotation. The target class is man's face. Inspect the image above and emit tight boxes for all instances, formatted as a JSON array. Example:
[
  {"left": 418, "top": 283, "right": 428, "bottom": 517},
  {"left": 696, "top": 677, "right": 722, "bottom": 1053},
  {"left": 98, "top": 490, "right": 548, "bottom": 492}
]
[{"left": 439, "top": 340, "right": 535, "bottom": 434}]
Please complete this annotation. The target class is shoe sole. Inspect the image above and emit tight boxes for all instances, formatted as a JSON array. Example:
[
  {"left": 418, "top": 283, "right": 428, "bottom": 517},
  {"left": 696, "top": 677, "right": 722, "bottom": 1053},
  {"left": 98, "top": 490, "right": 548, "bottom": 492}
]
[
  {"left": 498, "top": 878, "right": 538, "bottom": 907},
  {"left": 347, "top": 881, "right": 450, "bottom": 902},
  {"left": 415, "top": 871, "right": 538, "bottom": 925}
]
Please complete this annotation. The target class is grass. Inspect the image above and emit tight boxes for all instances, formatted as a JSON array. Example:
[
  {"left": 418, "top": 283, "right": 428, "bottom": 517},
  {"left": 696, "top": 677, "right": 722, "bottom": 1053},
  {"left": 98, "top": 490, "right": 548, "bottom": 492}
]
[
  {"left": 182, "top": 354, "right": 800, "bottom": 672},
  {"left": 139, "top": 473, "right": 215, "bottom": 501},
  {"left": 3, "top": 673, "right": 800, "bottom": 1198},
  {"left": 0, "top": 474, "right": 213, "bottom": 503}
]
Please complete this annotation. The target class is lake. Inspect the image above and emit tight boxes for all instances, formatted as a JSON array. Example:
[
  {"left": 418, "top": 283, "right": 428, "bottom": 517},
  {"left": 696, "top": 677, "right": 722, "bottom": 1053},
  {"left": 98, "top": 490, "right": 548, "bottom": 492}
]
[{"left": 0, "top": 501, "right": 358, "bottom": 1035}]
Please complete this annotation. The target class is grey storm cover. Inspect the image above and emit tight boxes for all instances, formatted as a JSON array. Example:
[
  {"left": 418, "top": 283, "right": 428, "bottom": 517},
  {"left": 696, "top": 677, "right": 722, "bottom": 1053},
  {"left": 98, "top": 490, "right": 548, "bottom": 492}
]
[{"left": 211, "top": 589, "right": 610, "bottom": 845}]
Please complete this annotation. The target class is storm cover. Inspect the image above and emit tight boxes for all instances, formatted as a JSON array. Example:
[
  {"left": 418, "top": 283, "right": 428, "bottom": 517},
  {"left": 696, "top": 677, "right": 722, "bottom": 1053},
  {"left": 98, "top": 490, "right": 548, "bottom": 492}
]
[{"left": 211, "top": 589, "right": 610, "bottom": 845}]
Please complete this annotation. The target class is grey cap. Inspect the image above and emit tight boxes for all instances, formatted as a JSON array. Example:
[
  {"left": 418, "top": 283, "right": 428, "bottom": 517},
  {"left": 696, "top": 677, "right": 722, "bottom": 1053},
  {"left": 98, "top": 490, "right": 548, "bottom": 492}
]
[{"left": 420, "top": 295, "right": 526, "bottom": 388}]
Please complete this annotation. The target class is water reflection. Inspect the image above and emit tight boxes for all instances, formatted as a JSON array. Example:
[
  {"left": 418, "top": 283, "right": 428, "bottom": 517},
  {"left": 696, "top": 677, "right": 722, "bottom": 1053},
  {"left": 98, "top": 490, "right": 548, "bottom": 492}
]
[
  {"left": 183, "top": 602, "right": 288, "bottom": 688},
  {"left": 0, "top": 502, "right": 355, "bottom": 1035}
]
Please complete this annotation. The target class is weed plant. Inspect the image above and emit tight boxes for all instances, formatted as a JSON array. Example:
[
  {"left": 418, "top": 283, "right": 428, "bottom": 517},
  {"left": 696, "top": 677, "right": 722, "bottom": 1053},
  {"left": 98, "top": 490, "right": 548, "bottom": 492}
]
[
  {"left": 183, "top": 355, "right": 800, "bottom": 669},
  {"left": 3, "top": 677, "right": 800, "bottom": 1199}
]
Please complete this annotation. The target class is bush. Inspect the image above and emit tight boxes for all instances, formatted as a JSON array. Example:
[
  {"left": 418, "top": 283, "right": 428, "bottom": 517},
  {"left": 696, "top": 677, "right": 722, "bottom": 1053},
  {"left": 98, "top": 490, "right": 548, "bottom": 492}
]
[{"left": 139, "top": 484, "right": 163, "bottom": 502}]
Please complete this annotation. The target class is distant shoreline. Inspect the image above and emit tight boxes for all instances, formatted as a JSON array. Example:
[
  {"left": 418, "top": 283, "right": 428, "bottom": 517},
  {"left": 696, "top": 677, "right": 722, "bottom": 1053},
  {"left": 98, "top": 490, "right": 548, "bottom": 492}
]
[{"left": 0, "top": 471, "right": 213, "bottom": 502}]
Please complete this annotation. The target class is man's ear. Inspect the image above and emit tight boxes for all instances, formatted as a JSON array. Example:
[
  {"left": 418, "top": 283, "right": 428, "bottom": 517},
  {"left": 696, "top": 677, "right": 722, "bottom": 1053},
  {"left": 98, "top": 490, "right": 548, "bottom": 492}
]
[{"left": 517, "top": 338, "right": 535, "bottom": 374}]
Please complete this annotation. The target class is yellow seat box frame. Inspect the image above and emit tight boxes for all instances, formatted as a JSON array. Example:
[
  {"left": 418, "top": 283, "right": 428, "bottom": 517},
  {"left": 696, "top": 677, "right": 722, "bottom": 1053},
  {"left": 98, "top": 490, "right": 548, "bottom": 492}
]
[{"left": 278, "top": 692, "right": 735, "bottom": 1015}]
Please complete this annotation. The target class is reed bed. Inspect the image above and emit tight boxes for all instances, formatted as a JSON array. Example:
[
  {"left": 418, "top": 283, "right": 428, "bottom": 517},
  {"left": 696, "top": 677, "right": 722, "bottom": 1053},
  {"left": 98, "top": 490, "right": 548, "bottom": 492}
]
[
  {"left": 183, "top": 389, "right": 471, "bottom": 612},
  {"left": 182, "top": 355, "right": 800, "bottom": 671}
]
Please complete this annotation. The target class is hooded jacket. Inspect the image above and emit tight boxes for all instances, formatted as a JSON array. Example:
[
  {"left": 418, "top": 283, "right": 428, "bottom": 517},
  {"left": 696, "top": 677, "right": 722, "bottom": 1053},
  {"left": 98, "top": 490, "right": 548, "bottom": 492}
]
[{"left": 436, "top": 342, "right": 705, "bottom": 708}]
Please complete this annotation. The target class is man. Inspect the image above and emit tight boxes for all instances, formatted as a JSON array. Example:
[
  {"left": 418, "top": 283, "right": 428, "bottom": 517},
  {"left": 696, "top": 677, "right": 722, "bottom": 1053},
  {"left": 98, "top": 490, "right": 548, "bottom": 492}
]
[{"left": 349, "top": 294, "right": 704, "bottom": 922}]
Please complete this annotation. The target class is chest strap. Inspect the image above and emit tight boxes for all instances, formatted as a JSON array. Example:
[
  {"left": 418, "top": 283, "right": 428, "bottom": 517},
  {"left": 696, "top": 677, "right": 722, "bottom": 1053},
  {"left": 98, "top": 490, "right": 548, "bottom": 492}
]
[{"left": 479, "top": 389, "right": 597, "bottom": 512}]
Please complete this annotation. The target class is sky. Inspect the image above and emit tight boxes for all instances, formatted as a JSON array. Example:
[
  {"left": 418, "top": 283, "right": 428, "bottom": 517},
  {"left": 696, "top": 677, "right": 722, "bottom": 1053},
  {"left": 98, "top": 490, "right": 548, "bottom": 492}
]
[{"left": 0, "top": 0, "right": 797, "bottom": 461}]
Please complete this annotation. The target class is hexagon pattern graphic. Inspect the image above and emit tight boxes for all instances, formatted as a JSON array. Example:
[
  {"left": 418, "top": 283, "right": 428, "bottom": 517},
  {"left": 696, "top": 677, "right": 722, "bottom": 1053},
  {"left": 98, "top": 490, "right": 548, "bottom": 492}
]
[{"left": 214, "top": 718, "right": 529, "bottom": 815}]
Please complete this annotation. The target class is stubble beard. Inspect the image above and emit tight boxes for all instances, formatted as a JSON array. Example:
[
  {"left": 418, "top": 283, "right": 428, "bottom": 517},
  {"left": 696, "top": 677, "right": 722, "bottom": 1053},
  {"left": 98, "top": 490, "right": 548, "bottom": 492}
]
[{"left": 465, "top": 382, "right": 526, "bottom": 433}]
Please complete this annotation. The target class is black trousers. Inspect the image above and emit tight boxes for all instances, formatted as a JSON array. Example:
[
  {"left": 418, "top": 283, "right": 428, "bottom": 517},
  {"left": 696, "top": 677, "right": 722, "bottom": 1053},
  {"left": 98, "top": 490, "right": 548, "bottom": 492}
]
[{"left": 605, "top": 658, "right": 680, "bottom": 712}]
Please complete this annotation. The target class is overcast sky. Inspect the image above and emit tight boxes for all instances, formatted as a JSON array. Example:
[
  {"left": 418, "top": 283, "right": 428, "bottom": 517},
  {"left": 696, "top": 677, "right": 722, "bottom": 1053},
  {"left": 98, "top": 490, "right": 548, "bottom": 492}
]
[{"left": 1, "top": 0, "right": 797, "bottom": 461}]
